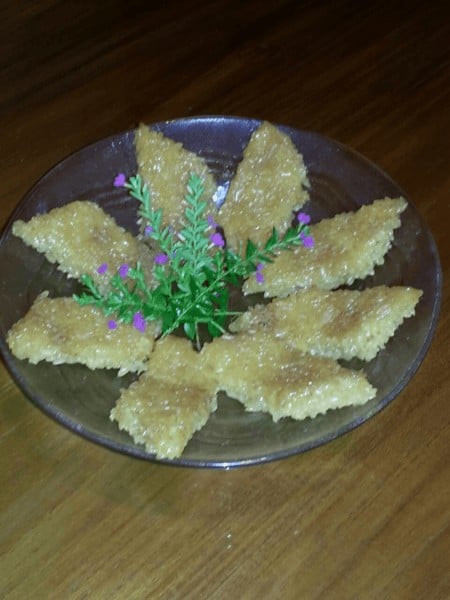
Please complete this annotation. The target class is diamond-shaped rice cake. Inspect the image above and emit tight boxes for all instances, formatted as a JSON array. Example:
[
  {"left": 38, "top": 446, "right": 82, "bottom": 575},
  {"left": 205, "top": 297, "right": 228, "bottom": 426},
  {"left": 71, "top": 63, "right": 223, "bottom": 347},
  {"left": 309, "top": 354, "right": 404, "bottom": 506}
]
[
  {"left": 244, "top": 197, "right": 407, "bottom": 297},
  {"left": 12, "top": 200, "right": 153, "bottom": 291},
  {"left": 6, "top": 293, "right": 158, "bottom": 375},
  {"left": 201, "top": 333, "right": 376, "bottom": 422},
  {"left": 111, "top": 336, "right": 218, "bottom": 458},
  {"left": 135, "top": 123, "right": 217, "bottom": 229},
  {"left": 111, "top": 375, "right": 217, "bottom": 459},
  {"left": 230, "top": 286, "right": 422, "bottom": 361},
  {"left": 217, "top": 121, "right": 309, "bottom": 252}
]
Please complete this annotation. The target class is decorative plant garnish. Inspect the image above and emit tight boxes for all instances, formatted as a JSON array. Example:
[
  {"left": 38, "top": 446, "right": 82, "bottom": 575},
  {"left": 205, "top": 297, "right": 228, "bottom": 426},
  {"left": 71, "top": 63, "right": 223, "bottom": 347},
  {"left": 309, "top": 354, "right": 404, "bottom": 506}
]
[{"left": 74, "top": 173, "right": 313, "bottom": 347}]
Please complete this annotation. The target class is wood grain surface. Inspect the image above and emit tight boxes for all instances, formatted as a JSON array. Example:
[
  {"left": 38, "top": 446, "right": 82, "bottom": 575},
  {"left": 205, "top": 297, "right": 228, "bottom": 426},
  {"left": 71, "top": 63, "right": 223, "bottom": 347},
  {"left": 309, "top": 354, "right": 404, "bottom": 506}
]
[{"left": 1, "top": 1, "right": 449, "bottom": 598}]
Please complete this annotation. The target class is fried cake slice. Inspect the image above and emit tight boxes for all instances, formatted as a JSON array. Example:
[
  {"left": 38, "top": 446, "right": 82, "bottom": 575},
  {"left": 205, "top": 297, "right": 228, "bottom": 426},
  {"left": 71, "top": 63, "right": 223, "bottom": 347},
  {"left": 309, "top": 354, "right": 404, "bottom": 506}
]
[
  {"left": 111, "top": 336, "right": 218, "bottom": 459},
  {"left": 7, "top": 293, "right": 159, "bottom": 375},
  {"left": 243, "top": 197, "right": 407, "bottom": 297},
  {"left": 201, "top": 333, "right": 376, "bottom": 422},
  {"left": 12, "top": 200, "right": 153, "bottom": 291},
  {"left": 230, "top": 286, "right": 422, "bottom": 361},
  {"left": 135, "top": 123, "right": 217, "bottom": 229},
  {"left": 217, "top": 121, "right": 310, "bottom": 252}
]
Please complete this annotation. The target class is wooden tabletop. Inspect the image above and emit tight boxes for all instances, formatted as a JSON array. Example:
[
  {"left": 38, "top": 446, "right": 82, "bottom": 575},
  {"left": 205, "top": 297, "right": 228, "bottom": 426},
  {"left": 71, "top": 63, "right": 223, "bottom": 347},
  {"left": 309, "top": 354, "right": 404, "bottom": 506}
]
[{"left": 1, "top": 2, "right": 449, "bottom": 598}]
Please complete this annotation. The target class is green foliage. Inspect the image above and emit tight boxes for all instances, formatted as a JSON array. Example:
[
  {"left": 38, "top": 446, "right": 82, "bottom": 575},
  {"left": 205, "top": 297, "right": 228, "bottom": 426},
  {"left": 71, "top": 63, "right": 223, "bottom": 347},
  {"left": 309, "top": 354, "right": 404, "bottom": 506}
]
[{"left": 74, "top": 173, "right": 312, "bottom": 346}]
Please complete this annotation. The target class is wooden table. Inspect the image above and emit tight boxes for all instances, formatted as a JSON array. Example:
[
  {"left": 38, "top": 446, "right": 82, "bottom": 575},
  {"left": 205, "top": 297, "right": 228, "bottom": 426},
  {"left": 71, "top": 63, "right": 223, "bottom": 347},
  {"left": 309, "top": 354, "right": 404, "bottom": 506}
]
[{"left": 1, "top": 2, "right": 449, "bottom": 598}]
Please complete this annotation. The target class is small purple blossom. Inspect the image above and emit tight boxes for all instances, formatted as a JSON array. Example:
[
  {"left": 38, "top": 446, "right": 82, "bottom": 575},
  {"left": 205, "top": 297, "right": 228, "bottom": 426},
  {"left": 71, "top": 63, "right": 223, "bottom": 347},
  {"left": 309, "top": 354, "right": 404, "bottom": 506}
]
[
  {"left": 108, "top": 319, "right": 118, "bottom": 330},
  {"left": 113, "top": 173, "right": 126, "bottom": 187},
  {"left": 144, "top": 225, "right": 154, "bottom": 236},
  {"left": 154, "top": 253, "right": 169, "bottom": 265},
  {"left": 255, "top": 262, "right": 265, "bottom": 284},
  {"left": 118, "top": 263, "right": 130, "bottom": 278},
  {"left": 133, "top": 311, "right": 146, "bottom": 333},
  {"left": 297, "top": 212, "right": 311, "bottom": 225},
  {"left": 207, "top": 215, "right": 218, "bottom": 228},
  {"left": 97, "top": 262, "right": 108, "bottom": 275},
  {"left": 210, "top": 232, "right": 225, "bottom": 248},
  {"left": 300, "top": 232, "right": 314, "bottom": 248}
]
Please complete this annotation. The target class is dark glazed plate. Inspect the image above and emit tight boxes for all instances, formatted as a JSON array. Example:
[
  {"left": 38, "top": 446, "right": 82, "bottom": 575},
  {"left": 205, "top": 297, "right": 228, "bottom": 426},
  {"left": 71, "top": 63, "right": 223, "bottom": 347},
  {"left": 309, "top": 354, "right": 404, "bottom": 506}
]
[{"left": 0, "top": 117, "right": 442, "bottom": 468}]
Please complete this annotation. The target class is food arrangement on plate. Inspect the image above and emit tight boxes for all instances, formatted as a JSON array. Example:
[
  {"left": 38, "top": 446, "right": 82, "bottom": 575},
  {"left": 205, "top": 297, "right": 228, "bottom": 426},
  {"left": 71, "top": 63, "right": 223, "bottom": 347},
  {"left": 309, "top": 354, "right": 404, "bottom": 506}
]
[{"left": 5, "top": 120, "right": 423, "bottom": 460}]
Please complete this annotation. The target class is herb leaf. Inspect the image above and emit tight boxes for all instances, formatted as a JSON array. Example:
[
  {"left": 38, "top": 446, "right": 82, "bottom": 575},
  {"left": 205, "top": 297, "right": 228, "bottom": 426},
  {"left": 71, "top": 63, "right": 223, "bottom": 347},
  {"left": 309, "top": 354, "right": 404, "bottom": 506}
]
[{"left": 74, "top": 172, "right": 314, "bottom": 346}]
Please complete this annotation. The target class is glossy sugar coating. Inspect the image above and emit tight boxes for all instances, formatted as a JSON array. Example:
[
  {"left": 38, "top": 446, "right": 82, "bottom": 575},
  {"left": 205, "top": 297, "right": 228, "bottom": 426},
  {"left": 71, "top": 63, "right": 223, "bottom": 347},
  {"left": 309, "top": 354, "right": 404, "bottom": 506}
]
[
  {"left": 217, "top": 121, "right": 309, "bottom": 252},
  {"left": 111, "top": 336, "right": 218, "bottom": 458},
  {"left": 230, "top": 286, "right": 422, "bottom": 361},
  {"left": 6, "top": 293, "right": 158, "bottom": 375},
  {"left": 135, "top": 123, "right": 217, "bottom": 229},
  {"left": 244, "top": 197, "right": 407, "bottom": 296},
  {"left": 12, "top": 200, "right": 153, "bottom": 292},
  {"left": 201, "top": 332, "right": 376, "bottom": 422}
]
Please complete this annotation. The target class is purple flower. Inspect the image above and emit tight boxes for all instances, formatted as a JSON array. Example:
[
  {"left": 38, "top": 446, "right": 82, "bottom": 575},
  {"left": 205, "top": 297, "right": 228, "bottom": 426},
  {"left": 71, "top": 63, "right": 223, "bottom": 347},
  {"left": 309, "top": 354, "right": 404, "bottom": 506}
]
[
  {"left": 255, "top": 262, "right": 265, "bottom": 284},
  {"left": 154, "top": 253, "right": 169, "bottom": 265},
  {"left": 300, "top": 232, "right": 314, "bottom": 248},
  {"left": 108, "top": 319, "right": 118, "bottom": 330},
  {"left": 144, "top": 225, "right": 154, "bottom": 236},
  {"left": 114, "top": 173, "right": 126, "bottom": 187},
  {"left": 97, "top": 262, "right": 108, "bottom": 275},
  {"left": 207, "top": 215, "right": 218, "bottom": 228},
  {"left": 118, "top": 263, "right": 130, "bottom": 278},
  {"left": 297, "top": 212, "right": 311, "bottom": 225},
  {"left": 210, "top": 232, "right": 225, "bottom": 248},
  {"left": 133, "top": 311, "right": 146, "bottom": 333}
]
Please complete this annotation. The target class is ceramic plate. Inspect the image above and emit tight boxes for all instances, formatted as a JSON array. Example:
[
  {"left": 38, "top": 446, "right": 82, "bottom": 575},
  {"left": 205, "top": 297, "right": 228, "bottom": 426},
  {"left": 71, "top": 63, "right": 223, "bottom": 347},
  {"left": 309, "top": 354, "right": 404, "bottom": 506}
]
[{"left": 0, "top": 117, "right": 442, "bottom": 467}]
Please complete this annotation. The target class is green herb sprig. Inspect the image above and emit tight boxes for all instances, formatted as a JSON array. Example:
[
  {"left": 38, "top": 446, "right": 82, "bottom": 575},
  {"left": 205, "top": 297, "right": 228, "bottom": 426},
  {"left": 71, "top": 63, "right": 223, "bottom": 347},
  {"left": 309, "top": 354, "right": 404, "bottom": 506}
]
[{"left": 74, "top": 173, "right": 313, "bottom": 347}]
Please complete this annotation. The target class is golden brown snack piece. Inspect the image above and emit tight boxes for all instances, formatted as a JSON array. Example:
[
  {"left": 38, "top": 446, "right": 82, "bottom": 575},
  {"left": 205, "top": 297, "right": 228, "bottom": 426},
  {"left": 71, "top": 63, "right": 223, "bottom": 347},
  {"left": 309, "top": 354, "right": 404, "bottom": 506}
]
[
  {"left": 145, "top": 335, "right": 217, "bottom": 388},
  {"left": 12, "top": 200, "right": 153, "bottom": 291},
  {"left": 135, "top": 123, "right": 217, "bottom": 229},
  {"left": 111, "top": 377, "right": 217, "bottom": 459},
  {"left": 6, "top": 293, "right": 159, "bottom": 375},
  {"left": 217, "top": 121, "right": 309, "bottom": 252},
  {"left": 230, "top": 286, "right": 422, "bottom": 361},
  {"left": 243, "top": 197, "right": 407, "bottom": 297},
  {"left": 201, "top": 333, "right": 376, "bottom": 422},
  {"left": 111, "top": 336, "right": 218, "bottom": 458}
]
